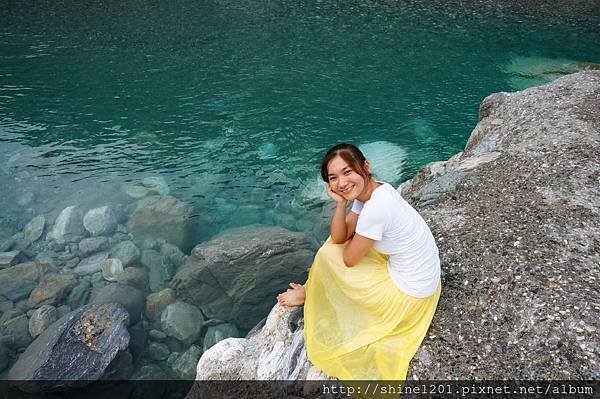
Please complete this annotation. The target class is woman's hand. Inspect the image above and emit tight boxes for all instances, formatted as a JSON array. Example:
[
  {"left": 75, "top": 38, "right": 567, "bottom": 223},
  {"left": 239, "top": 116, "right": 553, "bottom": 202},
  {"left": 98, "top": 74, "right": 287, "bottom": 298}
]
[{"left": 326, "top": 183, "right": 347, "bottom": 204}]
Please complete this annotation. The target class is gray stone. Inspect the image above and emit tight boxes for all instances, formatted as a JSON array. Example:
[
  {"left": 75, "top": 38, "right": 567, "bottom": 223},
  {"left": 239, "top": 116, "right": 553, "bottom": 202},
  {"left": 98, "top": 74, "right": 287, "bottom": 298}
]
[
  {"left": 0, "top": 251, "right": 21, "bottom": 268},
  {"left": 126, "top": 195, "right": 193, "bottom": 249},
  {"left": 110, "top": 240, "right": 140, "bottom": 267},
  {"left": 92, "top": 283, "right": 145, "bottom": 324},
  {"left": 149, "top": 329, "right": 167, "bottom": 340},
  {"left": 145, "top": 288, "right": 176, "bottom": 320},
  {"left": 171, "top": 226, "right": 312, "bottom": 330},
  {"left": 160, "top": 301, "right": 204, "bottom": 345},
  {"left": 141, "top": 249, "right": 174, "bottom": 292},
  {"left": 83, "top": 206, "right": 117, "bottom": 236},
  {"left": 114, "top": 266, "right": 148, "bottom": 290},
  {"left": 8, "top": 303, "right": 129, "bottom": 393},
  {"left": 203, "top": 323, "right": 241, "bottom": 352},
  {"left": 0, "top": 279, "right": 36, "bottom": 301},
  {"left": 73, "top": 252, "right": 109, "bottom": 275},
  {"left": 147, "top": 341, "right": 170, "bottom": 361},
  {"left": 27, "top": 273, "right": 77, "bottom": 308},
  {"left": 1, "top": 314, "right": 32, "bottom": 350},
  {"left": 66, "top": 280, "right": 91, "bottom": 309},
  {"left": 160, "top": 242, "right": 186, "bottom": 269},
  {"left": 28, "top": 305, "right": 57, "bottom": 338},
  {"left": 172, "top": 344, "right": 202, "bottom": 380},
  {"left": 55, "top": 304, "right": 72, "bottom": 319},
  {"left": 0, "top": 261, "right": 49, "bottom": 285},
  {"left": 23, "top": 215, "right": 45, "bottom": 242},
  {"left": 0, "top": 238, "right": 15, "bottom": 252},
  {"left": 78, "top": 236, "right": 110, "bottom": 257},
  {"left": 47, "top": 206, "right": 85, "bottom": 244},
  {"left": 100, "top": 258, "right": 124, "bottom": 282}
]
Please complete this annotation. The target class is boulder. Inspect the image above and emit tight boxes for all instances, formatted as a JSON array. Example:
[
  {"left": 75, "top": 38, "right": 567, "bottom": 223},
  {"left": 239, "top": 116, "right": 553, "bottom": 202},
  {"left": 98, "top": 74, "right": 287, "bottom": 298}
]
[
  {"left": 0, "top": 279, "right": 37, "bottom": 301},
  {"left": 92, "top": 283, "right": 145, "bottom": 324},
  {"left": 0, "top": 261, "right": 49, "bottom": 285},
  {"left": 27, "top": 273, "right": 77, "bottom": 308},
  {"left": 28, "top": 305, "right": 57, "bottom": 338},
  {"left": 114, "top": 267, "right": 148, "bottom": 290},
  {"left": 8, "top": 303, "right": 129, "bottom": 393},
  {"left": 1, "top": 314, "right": 33, "bottom": 350},
  {"left": 100, "top": 258, "right": 124, "bottom": 282},
  {"left": 83, "top": 206, "right": 117, "bottom": 236},
  {"left": 141, "top": 249, "right": 174, "bottom": 292},
  {"left": 73, "top": 252, "right": 109, "bottom": 276},
  {"left": 110, "top": 240, "right": 140, "bottom": 267},
  {"left": 0, "top": 251, "right": 21, "bottom": 268},
  {"left": 173, "top": 344, "right": 202, "bottom": 380},
  {"left": 126, "top": 195, "right": 193, "bottom": 249},
  {"left": 47, "top": 206, "right": 85, "bottom": 244},
  {"left": 203, "top": 323, "right": 241, "bottom": 352},
  {"left": 145, "top": 288, "right": 176, "bottom": 320},
  {"left": 23, "top": 215, "right": 45, "bottom": 243},
  {"left": 160, "top": 301, "right": 204, "bottom": 345},
  {"left": 171, "top": 226, "right": 312, "bottom": 330},
  {"left": 78, "top": 236, "right": 110, "bottom": 257},
  {"left": 66, "top": 280, "right": 91, "bottom": 309}
]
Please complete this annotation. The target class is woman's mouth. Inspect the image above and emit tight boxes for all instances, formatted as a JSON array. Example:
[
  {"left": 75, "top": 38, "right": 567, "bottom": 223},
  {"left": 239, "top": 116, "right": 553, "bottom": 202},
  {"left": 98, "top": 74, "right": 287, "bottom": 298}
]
[{"left": 340, "top": 185, "right": 354, "bottom": 195}]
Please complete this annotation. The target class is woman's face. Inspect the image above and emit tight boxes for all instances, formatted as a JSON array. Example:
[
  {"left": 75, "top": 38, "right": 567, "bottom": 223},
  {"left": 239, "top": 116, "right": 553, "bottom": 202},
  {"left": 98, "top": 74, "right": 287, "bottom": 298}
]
[{"left": 326, "top": 155, "right": 369, "bottom": 201}]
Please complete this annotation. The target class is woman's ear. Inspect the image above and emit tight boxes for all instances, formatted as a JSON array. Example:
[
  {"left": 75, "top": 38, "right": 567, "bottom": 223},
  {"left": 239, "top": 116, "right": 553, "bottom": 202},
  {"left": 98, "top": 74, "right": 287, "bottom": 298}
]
[{"left": 364, "top": 160, "right": 372, "bottom": 175}]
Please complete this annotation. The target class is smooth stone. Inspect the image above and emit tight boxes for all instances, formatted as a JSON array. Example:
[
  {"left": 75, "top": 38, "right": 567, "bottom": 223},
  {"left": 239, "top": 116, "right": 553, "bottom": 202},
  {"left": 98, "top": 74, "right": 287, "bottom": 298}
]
[
  {"left": 83, "top": 206, "right": 117, "bottom": 236},
  {"left": 2, "top": 314, "right": 32, "bottom": 350},
  {"left": 23, "top": 215, "right": 45, "bottom": 242},
  {"left": 114, "top": 267, "right": 148, "bottom": 290},
  {"left": 203, "top": 323, "right": 241, "bottom": 352},
  {"left": 55, "top": 304, "right": 72, "bottom": 319},
  {"left": 147, "top": 341, "right": 170, "bottom": 361},
  {"left": 172, "top": 344, "right": 202, "bottom": 380},
  {"left": 126, "top": 195, "right": 193, "bottom": 250},
  {"left": 100, "top": 258, "right": 124, "bottom": 282},
  {"left": 27, "top": 273, "right": 77, "bottom": 308},
  {"left": 92, "top": 283, "right": 145, "bottom": 324},
  {"left": 145, "top": 288, "right": 176, "bottom": 321},
  {"left": 141, "top": 249, "right": 174, "bottom": 292},
  {"left": 160, "top": 242, "right": 185, "bottom": 269},
  {"left": 8, "top": 303, "right": 129, "bottom": 393},
  {"left": 160, "top": 301, "right": 204, "bottom": 345},
  {"left": 47, "top": 206, "right": 85, "bottom": 244},
  {"left": 73, "top": 252, "right": 109, "bottom": 276},
  {"left": 0, "top": 280, "right": 36, "bottom": 301},
  {"left": 0, "top": 261, "right": 49, "bottom": 285},
  {"left": 28, "top": 305, "right": 57, "bottom": 338},
  {"left": 110, "top": 240, "right": 140, "bottom": 267},
  {"left": 66, "top": 280, "right": 91, "bottom": 309},
  {"left": 78, "top": 236, "right": 110, "bottom": 257},
  {"left": 0, "top": 251, "right": 21, "bottom": 269},
  {"left": 148, "top": 329, "right": 167, "bottom": 340}
]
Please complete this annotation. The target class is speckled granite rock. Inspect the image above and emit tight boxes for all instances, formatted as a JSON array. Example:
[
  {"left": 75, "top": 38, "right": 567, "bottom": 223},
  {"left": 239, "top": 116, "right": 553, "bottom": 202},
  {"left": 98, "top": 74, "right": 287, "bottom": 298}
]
[
  {"left": 192, "top": 71, "right": 600, "bottom": 383},
  {"left": 8, "top": 303, "right": 129, "bottom": 393}
]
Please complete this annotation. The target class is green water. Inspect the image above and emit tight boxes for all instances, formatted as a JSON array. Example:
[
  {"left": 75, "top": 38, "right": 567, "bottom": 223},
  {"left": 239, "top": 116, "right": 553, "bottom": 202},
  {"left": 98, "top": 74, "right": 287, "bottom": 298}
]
[{"left": 1, "top": 0, "right": 599, "bottom": 242}]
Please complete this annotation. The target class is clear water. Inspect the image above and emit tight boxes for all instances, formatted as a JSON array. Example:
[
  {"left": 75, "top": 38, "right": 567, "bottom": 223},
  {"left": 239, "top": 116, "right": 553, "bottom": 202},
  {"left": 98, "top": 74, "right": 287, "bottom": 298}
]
[{"left": 1, "top": 0, "right": 599, "bottom": 243}]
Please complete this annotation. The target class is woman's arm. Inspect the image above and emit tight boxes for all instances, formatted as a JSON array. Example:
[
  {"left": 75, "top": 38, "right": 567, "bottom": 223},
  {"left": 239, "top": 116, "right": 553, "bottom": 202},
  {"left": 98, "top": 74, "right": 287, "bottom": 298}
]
[{"left": 343, "top": 234, "right": 375, "bottom": 267}]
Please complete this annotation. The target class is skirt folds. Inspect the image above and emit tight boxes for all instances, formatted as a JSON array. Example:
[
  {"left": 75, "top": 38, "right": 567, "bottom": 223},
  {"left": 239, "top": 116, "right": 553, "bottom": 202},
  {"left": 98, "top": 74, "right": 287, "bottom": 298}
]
[{"left": 303, "top": 238, "right": 441, "bottom": 381}]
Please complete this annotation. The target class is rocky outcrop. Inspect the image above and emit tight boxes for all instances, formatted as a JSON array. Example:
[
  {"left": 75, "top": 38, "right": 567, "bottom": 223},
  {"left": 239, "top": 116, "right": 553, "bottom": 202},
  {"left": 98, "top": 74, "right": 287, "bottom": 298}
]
[
  {"left": 194, "top": 71, "right": 600, "bottom": 381},
  {"left": 171, "top": 225, "right": 313, "bottom": 331},
  {"left": 8, "top": 303, "right": 129, "bottom": 393}
]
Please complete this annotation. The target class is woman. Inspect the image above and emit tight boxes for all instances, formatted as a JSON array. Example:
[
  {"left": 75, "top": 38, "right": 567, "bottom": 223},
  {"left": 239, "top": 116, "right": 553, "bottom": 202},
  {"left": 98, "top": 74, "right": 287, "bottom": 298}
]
[{"left": 277, "top": 143, "right": 441, "bottom": 381}]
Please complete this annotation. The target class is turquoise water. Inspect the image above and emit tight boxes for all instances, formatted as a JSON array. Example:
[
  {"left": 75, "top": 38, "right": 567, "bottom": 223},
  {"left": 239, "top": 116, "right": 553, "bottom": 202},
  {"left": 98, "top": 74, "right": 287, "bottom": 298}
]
[{"left": 1, "top": 0, "right": 599, "bottom": 242}]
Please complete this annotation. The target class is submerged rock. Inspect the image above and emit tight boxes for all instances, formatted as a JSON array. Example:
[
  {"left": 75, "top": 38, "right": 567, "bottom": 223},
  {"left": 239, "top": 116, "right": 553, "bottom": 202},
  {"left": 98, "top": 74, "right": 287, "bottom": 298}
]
[
  {"left": 8, "top": 303, "right": 129, "bottom": 393},
  {"left": 110, "top": 240, "right": 140, "bottom": 267},
  {"left": 83, "top": 206, "right": 117, "bottom": 236},
  {"left": 23, "top": 215, "right": 45, "bottom": 243},
  {"left": 126, "top": 195, "right": 193, "bottom": 250},
  {"left": 160, "top": 301, "right": 204, "bottom": 345},
  {"left": 47, "top": 206, "right": 85, "bottom": 244},
  {"left": 92, "top": 283, "right": 145, "bottom": 324},
  {"left": 171, "top": 225, "right": 312, "bottom": 331},
  {"left": 27, "top": 273, "right": 77, "bottom": 308},
  {"left": 28, "top": 305, "right": 57, "bottom": 338},
  {"left": 203, "top": 323, "right": 240, "bottom": 352}
]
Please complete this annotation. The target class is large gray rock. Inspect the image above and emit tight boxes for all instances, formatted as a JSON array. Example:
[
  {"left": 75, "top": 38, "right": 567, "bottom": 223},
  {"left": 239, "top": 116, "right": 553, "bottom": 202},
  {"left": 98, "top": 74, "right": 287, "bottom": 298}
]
[
  {"left": 0, "top": 261, "right": 50, "bottom": 285},
  {"left": 83, "top": 206, "right": 117, "bottom": 236},
  {"left": 173, "top": 344, "right": 202, "bottom": 379},
  {"left": 78, "top": 236, "right": 110, "bottom": 257},
  {"left": 27, "top": 273, "right": 77, "bottom": 308},
  {"left": 203, "top": 323, "right": 240, "bottom": 352},
  {"left": 73, "top": 252, "right": 109, "bottom": 276},
  {"left": 47, "top": 206, "right": 85, "bottom": 244},
  {"left": 171, "top": 226, "right": 312, "bottom": 330},
  {"left": 1, "top": 314, "right": 33, "bottom": 350},
  {"left": 8, "top": 303, "right": 129, "bottom": 393},
  {"left": 126, "top": 195, "right": 193, "bottom": 249},
  {"left": 0, "top": 251, "right": 21, "bottom": 268},
  {"left": 0, "top": 279, "right": 36, "bottom": 301},
  {"left": 92, "top": 283, "right": 145, "bottom": 324},
  {"left": 141, "top": 249, "right": 174, "bottom": 292},
  {"left": 110, "top": 240, "right": 140, "bottom": 267},
  {"left": 160, "top": 301, "right": 204, "bottom": 345},
  {"left": 23, "top": 215, "right": 45, "bottom": 243}
]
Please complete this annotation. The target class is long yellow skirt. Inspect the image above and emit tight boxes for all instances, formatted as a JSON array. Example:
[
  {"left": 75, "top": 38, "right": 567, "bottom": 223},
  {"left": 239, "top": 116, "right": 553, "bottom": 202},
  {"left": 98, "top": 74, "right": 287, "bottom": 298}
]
[{"left": 303, "top": 238, "right": 441, "bottom": 381}]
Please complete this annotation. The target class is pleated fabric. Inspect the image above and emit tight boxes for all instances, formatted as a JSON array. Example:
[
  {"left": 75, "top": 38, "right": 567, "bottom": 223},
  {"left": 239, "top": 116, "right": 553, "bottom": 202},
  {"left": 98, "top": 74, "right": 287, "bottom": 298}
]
[{"left": 303, "top": 238, "right": 441, "bottom": 381}]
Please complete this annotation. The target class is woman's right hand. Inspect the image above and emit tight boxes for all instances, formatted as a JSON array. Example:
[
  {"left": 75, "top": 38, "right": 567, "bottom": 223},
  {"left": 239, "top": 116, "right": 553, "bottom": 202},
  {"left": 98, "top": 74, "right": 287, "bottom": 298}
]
[{"left": 326, "top": 183, "right": 347, "bottom": 204}]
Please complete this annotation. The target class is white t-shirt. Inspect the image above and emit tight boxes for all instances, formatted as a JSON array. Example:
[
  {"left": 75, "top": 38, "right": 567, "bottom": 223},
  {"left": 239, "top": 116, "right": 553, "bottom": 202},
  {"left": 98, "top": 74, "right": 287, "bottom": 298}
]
[{"left": 351, "top": 182, "right": 440, "bottom": 298}]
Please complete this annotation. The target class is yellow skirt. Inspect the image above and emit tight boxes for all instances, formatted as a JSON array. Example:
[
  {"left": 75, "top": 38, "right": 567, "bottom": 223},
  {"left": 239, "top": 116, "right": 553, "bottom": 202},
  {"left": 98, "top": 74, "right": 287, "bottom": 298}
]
[{"left": 303, "top": 238, "right": 441, "bottom": 381}]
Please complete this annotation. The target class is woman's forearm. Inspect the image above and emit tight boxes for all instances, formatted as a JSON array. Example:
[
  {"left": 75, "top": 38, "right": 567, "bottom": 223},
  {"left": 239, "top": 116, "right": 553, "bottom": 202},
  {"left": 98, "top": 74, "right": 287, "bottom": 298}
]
[{"left": 330, "top": 201, "right": 348, "bottom": 243}]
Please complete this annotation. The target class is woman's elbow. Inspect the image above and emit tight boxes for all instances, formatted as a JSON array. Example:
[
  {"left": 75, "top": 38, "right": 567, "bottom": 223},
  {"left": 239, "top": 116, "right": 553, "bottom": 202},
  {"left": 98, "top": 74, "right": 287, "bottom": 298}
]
[{"left": 343, "top": 253, "right": 357, "bottom": 267}]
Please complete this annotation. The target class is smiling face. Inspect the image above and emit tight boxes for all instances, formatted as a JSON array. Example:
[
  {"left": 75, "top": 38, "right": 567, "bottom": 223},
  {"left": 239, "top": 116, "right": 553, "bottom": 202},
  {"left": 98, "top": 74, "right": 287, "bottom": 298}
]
[{"left": 326, "top": 155, "right": 371, "bottom": 201}]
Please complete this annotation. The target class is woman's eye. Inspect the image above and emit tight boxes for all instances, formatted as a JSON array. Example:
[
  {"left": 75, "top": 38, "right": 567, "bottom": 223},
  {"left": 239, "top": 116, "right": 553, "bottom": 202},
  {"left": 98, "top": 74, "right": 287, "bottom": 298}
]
[
  {"left": 329, "top": 177, "right": 336, "bottom": 181},
  {"left": 344, "top": 170, "right": 351, "bottom": 175}
]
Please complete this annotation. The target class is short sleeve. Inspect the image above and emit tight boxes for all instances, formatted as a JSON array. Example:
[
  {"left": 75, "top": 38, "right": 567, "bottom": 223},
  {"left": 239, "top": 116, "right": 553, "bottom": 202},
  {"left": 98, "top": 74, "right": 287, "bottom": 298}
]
[
  {"left": 355, "top": 202, "right": 387, "bottom": 241},
  {"left": 350, "top": 200, "right": 363, "bottom": 215}
]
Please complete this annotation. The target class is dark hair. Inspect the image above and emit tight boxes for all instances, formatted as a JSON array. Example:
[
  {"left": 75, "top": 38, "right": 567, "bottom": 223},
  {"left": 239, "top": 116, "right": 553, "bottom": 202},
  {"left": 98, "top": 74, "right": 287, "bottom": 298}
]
[{"left": 320, "top": 143, "right": 371, "bottom": 182}]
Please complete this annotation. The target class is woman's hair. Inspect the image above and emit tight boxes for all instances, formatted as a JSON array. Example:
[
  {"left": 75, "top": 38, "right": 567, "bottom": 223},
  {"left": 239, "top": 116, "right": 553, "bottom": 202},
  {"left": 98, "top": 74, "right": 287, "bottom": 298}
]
[{"left": 320, "top": 143, "right": 371, "bottom": 182}]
